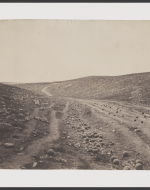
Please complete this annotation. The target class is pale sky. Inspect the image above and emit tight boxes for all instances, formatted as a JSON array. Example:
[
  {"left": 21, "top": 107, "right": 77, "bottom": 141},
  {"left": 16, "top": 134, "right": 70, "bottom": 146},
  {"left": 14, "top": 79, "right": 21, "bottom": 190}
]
[{"left": 0, "top": 20, "right": 150, "bottom": 83}]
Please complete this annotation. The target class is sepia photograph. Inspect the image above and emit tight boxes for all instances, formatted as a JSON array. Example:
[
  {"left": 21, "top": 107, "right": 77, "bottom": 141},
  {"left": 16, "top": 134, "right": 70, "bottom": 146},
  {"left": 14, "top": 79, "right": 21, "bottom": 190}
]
[{"left": 1, "top": 19, "right": 150, "bottom": 172}]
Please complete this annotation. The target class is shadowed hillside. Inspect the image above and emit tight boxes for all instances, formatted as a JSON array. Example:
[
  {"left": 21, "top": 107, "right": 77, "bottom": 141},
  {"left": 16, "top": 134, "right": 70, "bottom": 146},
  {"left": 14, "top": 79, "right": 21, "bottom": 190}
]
[
  {"left": 13, "top": 72, "right": 150, "bottom": 106},
  {"left": 43, "top": 72, "right": 150, "bottom": 105}
]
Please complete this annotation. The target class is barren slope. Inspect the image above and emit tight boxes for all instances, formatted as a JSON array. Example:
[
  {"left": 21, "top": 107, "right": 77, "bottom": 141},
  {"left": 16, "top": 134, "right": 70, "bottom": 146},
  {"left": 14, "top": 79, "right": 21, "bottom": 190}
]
[
  {"left": 1, "top": 72, "right": 150, "bottom": 170},
  {"left": 13, "top": 72, "right": 150, "bottom": 105},
  {"left": 43, "top": 72, "right": 150, "bottom": 105}
]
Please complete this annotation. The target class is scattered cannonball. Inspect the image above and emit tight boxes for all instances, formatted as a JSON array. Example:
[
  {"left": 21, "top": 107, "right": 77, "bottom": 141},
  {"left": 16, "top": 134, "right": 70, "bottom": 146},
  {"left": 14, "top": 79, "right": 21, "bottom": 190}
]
[
  {"left": 123, "top": 151, "right": 129, "bottom": 157},
  {"left": 87, "top": 148, "right": 93, "bottom": 153},
  {"left": 47, "top": 149, "right": 54, "bottom": 156},
  {"left": 110, "top": 155, "right": 117, "bottom": 162},
  {"left": 110, "top": 142, "right": 114, "bottom": 145},
  {"left": 94, "top": 134, "right": 99, "bottom": 138},
  {"left": 134, "top": 119, "right": 136, "bottom": 122},
  {"left": 136, "top": 116, "right": 138, "bottom": 118},
  {"left": 12, "top": 135, "right": 19, "bottom": 138},
  {"left": 141, "top": 121, "right": 143, "bottom": 123},
  {"left": 122, "top": 115, "right": 124, "bottom": 117},
  {"left": 136, "top": 159, "right": 143, "bottom": 165},
  {"left": 113, "top": 159, "right": 119, "bottom": 165},
  {"left": 135, "top": 163, "right": 143, "bottom": 170},
  {"left": 123, "top": 166, "right": 131, "bottom": 170},
  {"left": 144, "top": 116, "right": 146, "bottom": 118},
  {"left": 142, "top": 112, "right": 144, "bottom": 114},
  {"left": 93, "top": 149, "right": 98, "bottom": 154}
]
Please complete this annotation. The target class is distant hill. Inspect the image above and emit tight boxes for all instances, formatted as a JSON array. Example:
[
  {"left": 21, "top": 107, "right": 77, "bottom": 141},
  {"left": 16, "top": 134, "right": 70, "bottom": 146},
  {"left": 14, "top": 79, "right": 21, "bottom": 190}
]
[{"left": 11, "top": 72, "right": 150, "bottom": 105}]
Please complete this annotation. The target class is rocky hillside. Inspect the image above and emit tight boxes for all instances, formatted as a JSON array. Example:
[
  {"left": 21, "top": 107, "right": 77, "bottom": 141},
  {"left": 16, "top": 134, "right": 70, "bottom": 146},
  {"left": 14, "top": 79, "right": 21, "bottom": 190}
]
[
  {"left": 43, "top": 72, "right": 150, "bottom": 105},
  {"left": 11, "top": 72, "right": 150, "bottom": 105},
  {"left": 1, "top": 74, "right": 150, "bottom": 170}
]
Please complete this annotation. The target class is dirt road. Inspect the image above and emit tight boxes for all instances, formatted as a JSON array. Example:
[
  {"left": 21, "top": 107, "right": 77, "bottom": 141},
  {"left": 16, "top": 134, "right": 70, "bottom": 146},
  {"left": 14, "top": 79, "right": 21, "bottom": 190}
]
[
  {"left": 1, "top": 85, "right": 150, "bottom": 170},
  {"left": 42, "top": 86, "right": 52, "bottom": 96},
  {"left": 41, "top": 87, "right": 150, "bottom": 170},
  {"left": 0, "top": 101, "right": 68, "bottom": 169}
]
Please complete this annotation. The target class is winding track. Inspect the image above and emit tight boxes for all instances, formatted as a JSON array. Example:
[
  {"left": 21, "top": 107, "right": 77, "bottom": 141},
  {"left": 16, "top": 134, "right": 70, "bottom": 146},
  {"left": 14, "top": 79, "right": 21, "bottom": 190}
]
[
  {"left": 0, "top": 95, "right": 68, "bottom": 169},
  {"left": 42, "top": 85, "right": 150, "bottom": 169},
  {"left": 2, "top": 85, "right": 150, "bottom": 169}
]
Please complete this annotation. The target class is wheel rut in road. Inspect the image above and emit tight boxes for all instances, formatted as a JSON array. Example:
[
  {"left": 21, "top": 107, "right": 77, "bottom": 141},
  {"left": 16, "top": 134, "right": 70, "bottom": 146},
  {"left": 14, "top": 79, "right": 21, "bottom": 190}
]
[{"left": 0, "top": 101, "right": 70, "bottom": 169}]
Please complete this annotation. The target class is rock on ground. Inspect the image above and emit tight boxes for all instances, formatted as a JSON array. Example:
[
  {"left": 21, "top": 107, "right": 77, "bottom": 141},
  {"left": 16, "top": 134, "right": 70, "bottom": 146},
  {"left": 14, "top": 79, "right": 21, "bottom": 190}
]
[{"left": 4, "top": 143, "right": 14, "bottom": 148}]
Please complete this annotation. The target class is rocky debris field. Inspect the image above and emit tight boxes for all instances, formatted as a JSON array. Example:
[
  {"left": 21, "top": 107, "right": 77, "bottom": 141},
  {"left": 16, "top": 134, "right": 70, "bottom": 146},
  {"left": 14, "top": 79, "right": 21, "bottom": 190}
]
[{"left": 1, "top": 81, "right": 150, "bottom": 170}]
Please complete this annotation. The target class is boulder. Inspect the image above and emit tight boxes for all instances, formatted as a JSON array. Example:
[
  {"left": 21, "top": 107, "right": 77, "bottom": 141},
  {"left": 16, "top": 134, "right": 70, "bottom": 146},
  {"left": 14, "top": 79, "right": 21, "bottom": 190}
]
[
  {"left": 123, "top": 166, "right": 131, "bottom": 170},
  {"left": 123, "top": 151, "right": 129, "bottom": 157},
  {"left": 4, "top": 143, "right": 14, "bottom": 148},
  {"left": 40, "top": 117, "right": 49, "bottom": 123},
  {"left": 47, "top": 149, "right": 55, "bottom": 156},
  {"left": 135, "top": 163, "right": 143, "bottom": 170},
  {"left": 134, "top": 129, "right": 141, "bottom": 132},
  {"left": 74, "top": 143, "right": 80, "bottom": 148},
  {"left": 90, "top": 138, "right": 96, "bottom": 142},
  {"left": 25, "top": 117, "right": 30, "bottom": 121},
  {"left": 34, "top": 100, "right": 39, "bottom": 105},
  {"left": 34, "top": 117, "right": 40, "bottom": 120},
  {"left": 110, "top": 155, "right": 117, "bottom": 162},
  {"left": 87, "top": 148, "right": 93, "bottom": 152},
  {"left": 113, "top": 159, "right": 119, "bottom": 165},
  {"left": 33, "top": 162, "right": 37, "bottom": 167},
  {"left": 94, "top": 134, "right": 99, "bottom": 138},
  {"left": 12, "top": 135, "right": 19, "bottom": 139},
  {"left": 93, "top": 149, "right": 99, "bottom": 154},
  {"left": 136, "top": 159, "right": 143, "bottom": 165}
]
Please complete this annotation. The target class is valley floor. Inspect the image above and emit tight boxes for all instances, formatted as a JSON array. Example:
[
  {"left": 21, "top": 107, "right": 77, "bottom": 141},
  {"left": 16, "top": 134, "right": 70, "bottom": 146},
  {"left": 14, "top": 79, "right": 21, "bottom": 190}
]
[{"left": 1, "top": 85, "right": 150, "bottom": 170}]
